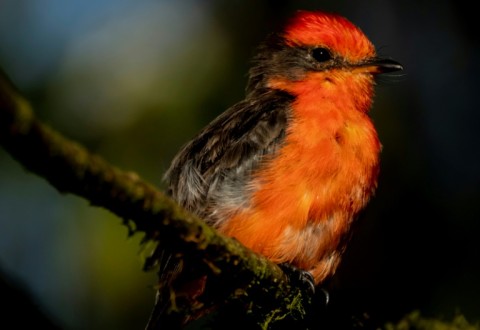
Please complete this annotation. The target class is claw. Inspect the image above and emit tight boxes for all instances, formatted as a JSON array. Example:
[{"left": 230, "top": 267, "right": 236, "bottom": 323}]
[
  {"left": 278, "top": 263, "right": 316, "bottom": 295},
  {"left": 298, "top": 270, "right": 316, "bottom": 295},
  {"left": 319, "top": 287, "right": 330, "bottom": 306}
]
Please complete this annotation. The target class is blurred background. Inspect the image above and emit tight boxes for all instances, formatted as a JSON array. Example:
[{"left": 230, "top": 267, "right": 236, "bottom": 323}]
[{"left": 0, "top": 0, "right": 478, "bottom": 329}]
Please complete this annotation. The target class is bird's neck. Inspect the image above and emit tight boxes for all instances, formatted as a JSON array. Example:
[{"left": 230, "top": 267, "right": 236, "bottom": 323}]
[{"left": 269, "top": 72, "right": 379, "bottom": 150}]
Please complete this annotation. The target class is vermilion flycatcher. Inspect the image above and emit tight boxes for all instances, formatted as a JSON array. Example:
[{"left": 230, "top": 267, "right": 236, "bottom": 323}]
[{"left": 148, "top": 10, "right": 402, "bottom": 328}]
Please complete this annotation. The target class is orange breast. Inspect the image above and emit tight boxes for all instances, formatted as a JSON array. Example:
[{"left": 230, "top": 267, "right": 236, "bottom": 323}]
[{"left": 219, "top": 71, "right": 381, "bottom": 283}]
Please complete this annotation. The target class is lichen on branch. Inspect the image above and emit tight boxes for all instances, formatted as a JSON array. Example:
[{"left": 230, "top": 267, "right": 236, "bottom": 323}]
[{"left": 0, "top": 68, "right": 312, "bottom": 328}]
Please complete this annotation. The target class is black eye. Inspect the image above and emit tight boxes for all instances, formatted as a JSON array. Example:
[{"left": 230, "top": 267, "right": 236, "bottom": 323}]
[{"left": 311, "top": 47, "right": 332, "bottom": 62}]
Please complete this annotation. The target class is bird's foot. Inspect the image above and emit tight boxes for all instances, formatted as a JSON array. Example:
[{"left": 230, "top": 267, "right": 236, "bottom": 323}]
[{"left": 278, "top": 263, "right": 316, "bottom": 295}]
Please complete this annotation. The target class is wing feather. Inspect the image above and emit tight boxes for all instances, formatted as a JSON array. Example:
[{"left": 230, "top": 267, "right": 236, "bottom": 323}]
[{"left": 165, "top": 89, "right": 294, "bottom": 226}]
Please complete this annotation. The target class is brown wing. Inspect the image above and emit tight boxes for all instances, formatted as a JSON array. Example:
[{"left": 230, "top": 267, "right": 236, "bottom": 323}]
[
  {"left": 145, "top": 89, "right": 294, "bottom": 329},
  {"left": 165, "top": 88, "right": 294, "bottom": 227}
]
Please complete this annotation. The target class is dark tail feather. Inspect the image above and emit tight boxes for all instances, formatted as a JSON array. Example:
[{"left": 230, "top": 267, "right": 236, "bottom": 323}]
[
  {"left": 144, "top": 250, "right": 184, "bottom": 329},
  {"left": 144, "top": 250, "right": 209, "bottom": 329}
]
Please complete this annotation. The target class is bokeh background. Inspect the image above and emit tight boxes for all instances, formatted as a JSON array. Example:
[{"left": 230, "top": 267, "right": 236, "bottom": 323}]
[{"left": 0, "top": 0, "right": 478, "bottom": 329}]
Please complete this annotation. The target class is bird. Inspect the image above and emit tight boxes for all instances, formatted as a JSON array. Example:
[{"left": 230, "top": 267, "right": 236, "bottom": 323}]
[{"left": 146, "top": 9, "right": 402, "bottom": 328}]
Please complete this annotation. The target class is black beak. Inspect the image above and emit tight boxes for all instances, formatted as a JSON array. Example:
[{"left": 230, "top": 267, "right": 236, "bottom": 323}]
[{"left": 365, "top": 57, "right": 403, "bottom": 74}]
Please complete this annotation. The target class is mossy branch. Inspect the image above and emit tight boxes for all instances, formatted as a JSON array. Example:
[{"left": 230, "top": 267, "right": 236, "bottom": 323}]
[{"left": 0, "top": 69, "right": 312, "bottom": 328}]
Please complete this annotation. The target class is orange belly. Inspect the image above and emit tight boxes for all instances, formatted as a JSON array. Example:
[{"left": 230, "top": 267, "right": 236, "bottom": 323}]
[{"left": 219, "top": 104, "right": 380, "bottom": 284}]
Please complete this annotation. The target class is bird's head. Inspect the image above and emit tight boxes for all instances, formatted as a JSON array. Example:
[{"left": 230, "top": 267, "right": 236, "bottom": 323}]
[{"left": 246, "top": 10, "right": 402, "bottom": 103}]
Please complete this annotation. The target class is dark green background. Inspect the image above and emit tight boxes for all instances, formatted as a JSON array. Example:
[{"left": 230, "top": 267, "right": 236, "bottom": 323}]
[{"left": 1, "top": 1, "right": 478, "bottom": 329}]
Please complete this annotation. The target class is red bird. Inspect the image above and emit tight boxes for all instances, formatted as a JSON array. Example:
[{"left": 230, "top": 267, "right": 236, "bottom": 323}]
[{"left": 148, "top": 10, "right": 402, "bottom": 328}]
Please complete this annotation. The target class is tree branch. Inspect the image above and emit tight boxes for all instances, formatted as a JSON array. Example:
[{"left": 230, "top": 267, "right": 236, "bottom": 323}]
[{"left": 0, "top": 68, "right": 312, "bottom": 328}]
